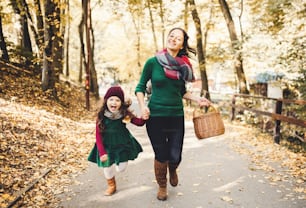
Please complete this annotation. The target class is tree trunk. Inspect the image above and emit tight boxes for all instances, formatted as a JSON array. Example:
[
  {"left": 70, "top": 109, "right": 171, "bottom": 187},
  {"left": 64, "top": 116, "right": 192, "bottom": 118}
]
[
  {"left": 21, "top": 15, "right": 33, "bottom": 65},
  {"left": 188, "top": 0, "right": 210, "bottom": 99},
  {"left": 10, "top": 0, "right": 33, "bottom": 65},
  {"left": 65, "top": 0, "right": 70, "bottom": 77},
  {"left": 79, "top": 0, "right": 86, "bottom": 83},
  {"left": 85, "top": 0, "right": 91, "bottom": 109},
  {"left": 0, "top": 15, "right": 9, "bottom": 61},
  {"left": 51, "top": 2, "right": 63, "bottom": 85},
  {"left": 34, "top": 0, "right": 44, "bottom": 55},
  {"left": 159, "top": 1, "right": 165, "bottom": 49},
  {"left": 88, "top": 4, "right": 99, "bottom": 99},
  {"left": 128, "top": 2, "right": 142, "bottom": 70},
  {"left": 147, "top": 0, "right": 158, "bottom": 52},
  {"left": 184, "top": 0, "right": 189, "bottom": 30},
  {"left": 41, "top": 0, "right": 56, "bottom": 94},
  {"left": 218, "top": 0, "right": 249, "bottom": 94}
]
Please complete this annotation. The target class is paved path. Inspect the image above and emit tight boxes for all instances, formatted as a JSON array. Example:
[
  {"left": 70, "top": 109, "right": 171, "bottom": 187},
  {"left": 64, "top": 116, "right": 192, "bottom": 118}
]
[{"left": 59, "top": 121, "right": 304, "bottom": 208}]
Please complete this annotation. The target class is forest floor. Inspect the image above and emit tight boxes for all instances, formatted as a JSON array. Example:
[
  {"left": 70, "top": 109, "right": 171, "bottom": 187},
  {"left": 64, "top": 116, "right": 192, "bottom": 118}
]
[
  {"left": 0, "top": 62, "right": 305, "bottom": 207},
  {"left": 0, "top": 62, "right": 99, "bottom": 207}
]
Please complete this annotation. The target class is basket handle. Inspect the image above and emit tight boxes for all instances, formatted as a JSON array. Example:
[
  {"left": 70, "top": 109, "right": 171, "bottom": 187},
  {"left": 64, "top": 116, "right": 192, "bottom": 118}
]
[{"left": 193, "top": 105, "right": 218, "bottom": 117}]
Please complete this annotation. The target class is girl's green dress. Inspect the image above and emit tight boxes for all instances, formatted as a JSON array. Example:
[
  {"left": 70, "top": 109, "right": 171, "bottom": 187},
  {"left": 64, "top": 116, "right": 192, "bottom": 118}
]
[{"left": 88, "top": 117, "right": 143, "bottom": 167}]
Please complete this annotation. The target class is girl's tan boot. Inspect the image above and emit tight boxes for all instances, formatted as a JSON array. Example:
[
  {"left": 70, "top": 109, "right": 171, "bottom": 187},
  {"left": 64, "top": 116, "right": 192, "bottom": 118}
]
[{"left": 104, "top": 177, "right": 116, "bottom": 196}]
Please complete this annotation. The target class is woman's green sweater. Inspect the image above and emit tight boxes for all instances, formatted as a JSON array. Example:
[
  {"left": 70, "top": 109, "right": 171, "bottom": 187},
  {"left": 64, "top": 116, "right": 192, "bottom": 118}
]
[{"left": 135, "top": 57, "right": 186, "bottom": 117}]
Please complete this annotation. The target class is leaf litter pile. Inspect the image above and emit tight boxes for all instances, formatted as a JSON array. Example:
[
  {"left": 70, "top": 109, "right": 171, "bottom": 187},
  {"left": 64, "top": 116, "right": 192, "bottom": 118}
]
[
  {"left": 226, "top": 123, "right": 305, "bottom": 204},
  {"left": 0, "top": 63, "right": 98, "bottom": 207},
  {"left": 1, "top": 63, "right": 305, "bottom": 207}
]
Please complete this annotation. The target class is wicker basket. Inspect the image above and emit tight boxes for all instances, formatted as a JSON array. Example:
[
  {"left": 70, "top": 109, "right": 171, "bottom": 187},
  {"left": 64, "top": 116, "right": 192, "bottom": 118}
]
[{"left": 192, "top": 106, "right": 225, "bottom": 139}]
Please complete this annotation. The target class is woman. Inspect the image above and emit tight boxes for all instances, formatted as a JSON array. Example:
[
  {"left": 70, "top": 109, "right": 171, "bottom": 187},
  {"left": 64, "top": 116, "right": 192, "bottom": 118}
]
[{"left": 135, "top": 27, "right": 210, "bottom": 201}]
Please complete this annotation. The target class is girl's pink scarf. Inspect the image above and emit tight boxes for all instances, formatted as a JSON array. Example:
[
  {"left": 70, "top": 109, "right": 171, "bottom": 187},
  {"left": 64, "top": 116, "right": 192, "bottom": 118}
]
[{"left": 155, "top": 49, "right": 195, "bottom": 82}]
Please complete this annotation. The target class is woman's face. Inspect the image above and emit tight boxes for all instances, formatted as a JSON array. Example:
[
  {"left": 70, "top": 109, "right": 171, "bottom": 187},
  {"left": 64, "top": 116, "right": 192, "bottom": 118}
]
[
  {"left": 166, "top": 29, "right": 184, "bottom": 53},
  {"left": 106, "top": 96, "right": 122, "bottom": 113}
]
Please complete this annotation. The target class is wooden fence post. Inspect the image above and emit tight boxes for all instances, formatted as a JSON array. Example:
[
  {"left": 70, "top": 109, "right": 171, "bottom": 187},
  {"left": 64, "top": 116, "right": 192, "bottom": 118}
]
[
  {"left": 273, "top": 100, "right": 283, "bottom": 144},
  {"left": 231, "top": 95, "right": 236, "bottom": 121}
]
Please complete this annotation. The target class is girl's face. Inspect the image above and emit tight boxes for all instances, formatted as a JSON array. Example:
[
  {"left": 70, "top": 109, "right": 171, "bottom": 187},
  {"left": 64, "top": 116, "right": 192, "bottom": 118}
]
[
  {"left": 106, "top": 96, "right": 122, "bottom": 113},
  {"left": 167, "top": 29, "right": 184, "bottom": 53}
]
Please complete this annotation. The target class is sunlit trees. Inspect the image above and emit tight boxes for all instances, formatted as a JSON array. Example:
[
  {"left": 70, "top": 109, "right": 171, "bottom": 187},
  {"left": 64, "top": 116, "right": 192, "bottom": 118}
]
[
  {"left": 218, "top": 0, "right": 248, "bottom": 94},
  {"left": 188, "top": 0, "right": 211, "bottom": 99},
  {"left": 0, "top": 0, "right": 305, "bottom": 102}
]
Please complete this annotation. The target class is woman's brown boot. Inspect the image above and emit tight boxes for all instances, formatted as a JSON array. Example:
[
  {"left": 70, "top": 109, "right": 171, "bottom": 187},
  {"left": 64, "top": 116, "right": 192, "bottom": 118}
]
[
  {"left": 154, "top": 160, "right": 168, "bottom": 201},
  {"left": 168, "top": 163, "right": 179, "bottom": 187},
  {"left": 104, "top": 177, "right": 116, "bottom": 196}
]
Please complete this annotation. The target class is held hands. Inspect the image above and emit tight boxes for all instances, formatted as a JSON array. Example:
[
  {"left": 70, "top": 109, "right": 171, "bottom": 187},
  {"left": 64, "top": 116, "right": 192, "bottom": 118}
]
[
  {"left": 141, "top": 106, "right": 150, "bottom": 120},
  {"left": 100, "top": 154, "right": 108, "bottom": 162}
]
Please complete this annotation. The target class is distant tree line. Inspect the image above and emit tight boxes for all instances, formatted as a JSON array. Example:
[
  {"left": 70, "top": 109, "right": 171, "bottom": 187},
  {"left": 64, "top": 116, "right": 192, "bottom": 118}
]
[{"left": 0, "top": 0, "right": 305, "bottom": 103}]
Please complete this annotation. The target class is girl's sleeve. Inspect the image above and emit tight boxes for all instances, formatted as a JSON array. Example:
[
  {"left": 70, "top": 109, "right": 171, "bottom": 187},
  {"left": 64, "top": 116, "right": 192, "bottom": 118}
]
[
  {"left": 131, "top": 117, "right": 146, "bottom": 126},
  {"left": 96, "top": 123, "right": 106, "bottom": 157}
]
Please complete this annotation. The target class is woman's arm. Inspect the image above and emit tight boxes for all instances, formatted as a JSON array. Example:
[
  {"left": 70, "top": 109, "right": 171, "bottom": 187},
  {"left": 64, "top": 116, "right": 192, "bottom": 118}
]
[
  {"left": 183, "top": 91, "right": 211, "bottom": 107},
  {"left": 136, "top": 92, "right": 150, "bottom": 120},
  {"left": 135, "top": 58, "right": 154, "bottom": 120}
]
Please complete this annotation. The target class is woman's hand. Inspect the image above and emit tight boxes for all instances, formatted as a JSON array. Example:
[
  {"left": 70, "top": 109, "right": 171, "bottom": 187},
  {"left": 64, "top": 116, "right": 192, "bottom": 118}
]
[
  {"left": 141, "top": 106, "right": 150, "bottom": 120},
  {"left": 136, "top": 92, "right": 150, "bottom": 120},
  {"left": 183, "top": 91, "right": 211, "bottom": 107},
  {"left": 197, "top": 97, "right": 211, "bottom": 107},
  {"left": 100, "top": 154, "right": 108, "bottom": 162}
]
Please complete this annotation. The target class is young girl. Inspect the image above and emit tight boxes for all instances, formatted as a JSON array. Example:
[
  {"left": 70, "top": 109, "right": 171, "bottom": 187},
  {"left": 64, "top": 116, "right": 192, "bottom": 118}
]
[{"left": 88, "top": 85, "right": 145, "bottom": 196}]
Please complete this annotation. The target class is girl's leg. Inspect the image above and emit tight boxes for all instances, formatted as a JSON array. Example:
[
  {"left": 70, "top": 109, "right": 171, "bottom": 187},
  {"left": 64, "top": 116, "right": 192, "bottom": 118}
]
[
  {"left": 103, "top": 165, "right": 116, "bottom": 196},
  {"left": 116, "top": 162, "right": 128, "bottom": 172},
  {"left": 103, "top": 164, "right": 115, "bottom": 179}
]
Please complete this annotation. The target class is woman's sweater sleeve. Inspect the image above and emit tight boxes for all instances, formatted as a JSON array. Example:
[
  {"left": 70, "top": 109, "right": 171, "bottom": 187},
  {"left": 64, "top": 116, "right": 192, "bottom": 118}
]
[
  {"left": 95, "top": 123, "right": 106, "bottom": 157},
  {"left": 135, "top": 57, "right": 153, "bottom": 94}
]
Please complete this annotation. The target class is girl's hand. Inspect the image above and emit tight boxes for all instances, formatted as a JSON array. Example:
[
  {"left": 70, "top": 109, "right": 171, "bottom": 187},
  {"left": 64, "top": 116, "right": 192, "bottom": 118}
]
[
  {"left": 100, "top": 154, "right": 108, "bottom": 162},
  {"left": 141, "top": 106, "right": 150, "bottom": 120},
  {"left": 197, "top": 97, "right": 211, "bottom": 107}
]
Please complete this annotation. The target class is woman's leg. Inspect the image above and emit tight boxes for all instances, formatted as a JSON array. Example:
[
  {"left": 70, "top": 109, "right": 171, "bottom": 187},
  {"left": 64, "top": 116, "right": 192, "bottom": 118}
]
[
  {"left": 146, "top": 117, "right": 168, "bottom": 162},
  {"left": 146, "top": 116, "right": 185, "bottom": 199},
  {"left": 165, "top": 116, "right": 184, "bottom": 187},
  {"left": 146, "top": 117, "right": 168, "bottom": 200},
  {"left": 166, "top": 116, "right": 184, "bottom": 164}
]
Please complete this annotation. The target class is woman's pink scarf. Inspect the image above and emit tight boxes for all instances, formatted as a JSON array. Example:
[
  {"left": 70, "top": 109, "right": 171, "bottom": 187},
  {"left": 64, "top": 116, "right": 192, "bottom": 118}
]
[{"left": 155, "top": 49, "right": 195, "bottom": 82}]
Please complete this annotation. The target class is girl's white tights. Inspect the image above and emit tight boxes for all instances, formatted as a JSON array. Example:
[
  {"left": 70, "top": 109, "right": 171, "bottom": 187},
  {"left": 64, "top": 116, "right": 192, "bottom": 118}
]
[{"left": 103, "top": 162, "right": 128, "bottom": 179}]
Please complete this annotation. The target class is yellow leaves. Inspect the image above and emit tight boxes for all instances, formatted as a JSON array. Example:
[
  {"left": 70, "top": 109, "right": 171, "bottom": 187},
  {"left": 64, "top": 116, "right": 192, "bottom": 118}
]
[
  {"left": 0, "top": 194, "right": 14, "bottom": 208},
  {"left": 0, "top": 66, "right": 97, "bottom": 207},
  {"left": 1, "top": 193, "right": 14, "bottom": 200},
  {"left": 294, "top": 187, "right": 305, "bottom": 193},
  {"left": 220, "top": 196, "right": 233, "bottom": 203},
  {"left": 227, "top": 124, "right": 306, "bottom": 202}
]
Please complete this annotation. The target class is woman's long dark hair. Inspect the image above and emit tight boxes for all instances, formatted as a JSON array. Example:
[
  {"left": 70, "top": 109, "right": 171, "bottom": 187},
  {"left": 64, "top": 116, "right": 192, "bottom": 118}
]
[
  {"left": 96, "top": 98, "right": 134, "bottom": 133},
  {"left": 168, "top": 27, "right": 197, "bottom": 58}
]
